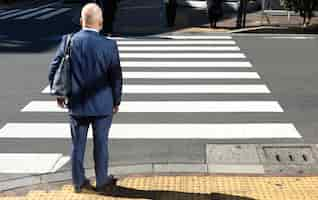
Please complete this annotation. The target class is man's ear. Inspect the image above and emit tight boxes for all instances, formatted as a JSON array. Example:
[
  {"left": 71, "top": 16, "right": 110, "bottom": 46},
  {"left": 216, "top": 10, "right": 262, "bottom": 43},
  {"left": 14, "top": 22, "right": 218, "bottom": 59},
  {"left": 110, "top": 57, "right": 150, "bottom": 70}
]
[{"left": 80, "top": 17, "right": 83, "bottom": 26}]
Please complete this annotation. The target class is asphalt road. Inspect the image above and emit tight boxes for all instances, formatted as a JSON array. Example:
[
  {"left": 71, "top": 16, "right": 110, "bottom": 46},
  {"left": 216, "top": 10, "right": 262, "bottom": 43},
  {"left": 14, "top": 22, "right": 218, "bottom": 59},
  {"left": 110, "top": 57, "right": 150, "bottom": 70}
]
[
  {"left": 234, "top": 34, "right": 318, "bottom": 144},
  {"left": 0, "top": 0, "right": 317, "bottom": 179}
]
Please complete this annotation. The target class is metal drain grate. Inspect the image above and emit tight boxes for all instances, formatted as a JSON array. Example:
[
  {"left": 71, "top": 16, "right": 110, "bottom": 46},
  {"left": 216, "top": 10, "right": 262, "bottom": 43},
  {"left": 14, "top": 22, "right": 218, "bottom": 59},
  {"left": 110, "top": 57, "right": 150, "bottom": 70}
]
[{"left": 262, "top": 146, "right": 317, "bottom": 165}]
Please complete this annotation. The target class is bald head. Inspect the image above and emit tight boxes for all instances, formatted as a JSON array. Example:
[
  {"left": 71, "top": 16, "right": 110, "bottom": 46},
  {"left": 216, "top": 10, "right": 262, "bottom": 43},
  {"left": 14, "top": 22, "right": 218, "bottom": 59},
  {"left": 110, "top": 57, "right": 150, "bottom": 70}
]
[{"left": 80, "top": 3, "right": 103, "bottom": 30}]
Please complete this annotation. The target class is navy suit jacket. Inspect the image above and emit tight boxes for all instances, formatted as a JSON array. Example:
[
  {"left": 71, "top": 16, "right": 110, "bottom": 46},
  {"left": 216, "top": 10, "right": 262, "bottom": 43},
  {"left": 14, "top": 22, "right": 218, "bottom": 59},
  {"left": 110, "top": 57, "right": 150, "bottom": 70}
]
[{"left": 49, "top": 30, "right": 122, "bottom": 116}]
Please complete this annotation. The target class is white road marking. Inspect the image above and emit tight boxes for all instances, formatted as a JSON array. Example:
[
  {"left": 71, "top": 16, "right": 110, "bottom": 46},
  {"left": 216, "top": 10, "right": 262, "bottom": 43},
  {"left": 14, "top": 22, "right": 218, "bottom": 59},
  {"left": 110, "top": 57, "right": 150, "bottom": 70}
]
[
  {"left": 264, "top": 36, "right": 316, "bottom": 40},
  {"left": 16, "top": 8, "right": 54, "bottom": 19},
  {"left": 121, "top": 61, "right": 252, "bottom": 68},
  {"left": 119, "top": 53, "right": 246, "bottom": 58},
  {"left": 0, "top": 123, "right": 301, "bottom": 139},
  {"left": 21, "top": 101, "right": 284, "bottom": 112},
  {"left": 0, "top": 153, "right": 69, "bottom": 174},
  {"left": 159, "top": 35, "right": 232, "bottom": 39},
  {"left": 36, "top": 8, "right": 71, "bottom": 20},
  {"left": 183, "top": 0, "right": 207, "bottom": 8},
  {"left": 121, "top": 72, "right": 261, "bottom": 79},
  {"left": 119, "top": 101, "right": 283, "bottom": 112},
  {"left": 0, "top": 8, "right": 41, "bottom": 19},
  {"left": 122, "top": 85, "right": 271, "bottom": 94},
  {"left": 117, "top": 40, "right": 236, "bottom": 45},
  {"left": 51, "top": 156, "right": 71, "bottom": 172},
  {"left": 0, "top": 9, "right": 20, "bottom": 17},
  {"left": 0, "top": 3, "right": 56, "bottom": 19},
  {"left": 42, "top": 72, "right": 261, "bottom": 94},
  {"left": 118, "top": 46, "right": 241, "bottom": 51}
]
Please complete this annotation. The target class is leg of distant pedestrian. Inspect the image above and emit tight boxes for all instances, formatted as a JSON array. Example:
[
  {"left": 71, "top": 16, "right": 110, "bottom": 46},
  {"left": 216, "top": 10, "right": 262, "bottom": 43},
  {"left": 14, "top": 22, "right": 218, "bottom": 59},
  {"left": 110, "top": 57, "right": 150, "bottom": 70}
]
[
  {"left": 207, "top": 0, "right": 213, "bottom": 28},
  {"left": 242, "top": 0, "right": 247, "bottom": 28},
  {"left": 165, "top": 0, "right": 177, "bottom": 27},
  {"left": 236, "top": 0, "right": 243, "bottom": 28},
  {"left": 99, "top": 0, "right": 118, "bottom": 34}
]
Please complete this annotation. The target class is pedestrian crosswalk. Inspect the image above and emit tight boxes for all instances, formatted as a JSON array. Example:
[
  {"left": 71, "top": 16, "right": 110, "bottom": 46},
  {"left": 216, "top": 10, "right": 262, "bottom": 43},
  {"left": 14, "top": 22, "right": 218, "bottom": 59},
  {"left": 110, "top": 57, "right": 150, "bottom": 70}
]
[
  {"left": 21, "top": 100, "right": 284, "bottom": 113},
  {"left": 117, "top": 40, "right": 236, "bottom": 45},
  {"left": 0, "top": 3, "right": 72, "bottom": 20},
  {"left": 0, "top": 123, "right": 300, "bottom": 139},
  {"left": 0, "top": 34, "right": 302, "bottom": 174},
  {"left": 119, "top": 61, "right": 252, "bottom": 67},
  {"left": 119, "top": 52, "right": 246, "bottom": 58},
  {"left": 45, "top": 72, "right": 261, "bottom": 80},
  {"left": 43, "top": 84, "right": 270, "bottom": 94}
]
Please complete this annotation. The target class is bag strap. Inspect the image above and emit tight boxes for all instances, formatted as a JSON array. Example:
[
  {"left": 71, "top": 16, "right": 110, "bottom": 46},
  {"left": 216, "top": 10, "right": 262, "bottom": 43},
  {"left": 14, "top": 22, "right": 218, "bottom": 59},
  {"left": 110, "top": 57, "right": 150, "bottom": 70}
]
[{"left": 64, "top": 33, "right": 74, "bottom": 57}]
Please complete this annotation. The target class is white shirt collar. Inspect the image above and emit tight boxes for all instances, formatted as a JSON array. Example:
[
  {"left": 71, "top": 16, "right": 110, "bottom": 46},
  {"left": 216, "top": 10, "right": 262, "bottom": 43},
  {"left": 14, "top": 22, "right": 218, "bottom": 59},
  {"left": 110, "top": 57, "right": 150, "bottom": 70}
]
[{"left": 82, "top": 27, "right": 99, "bottom": 33}]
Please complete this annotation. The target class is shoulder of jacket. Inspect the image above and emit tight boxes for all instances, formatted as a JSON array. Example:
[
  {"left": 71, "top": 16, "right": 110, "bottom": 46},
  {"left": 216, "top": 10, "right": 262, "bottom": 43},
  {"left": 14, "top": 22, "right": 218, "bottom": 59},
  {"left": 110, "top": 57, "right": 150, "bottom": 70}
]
[{"left": 100, "top": 37, "right": 117, "bottom": 46}]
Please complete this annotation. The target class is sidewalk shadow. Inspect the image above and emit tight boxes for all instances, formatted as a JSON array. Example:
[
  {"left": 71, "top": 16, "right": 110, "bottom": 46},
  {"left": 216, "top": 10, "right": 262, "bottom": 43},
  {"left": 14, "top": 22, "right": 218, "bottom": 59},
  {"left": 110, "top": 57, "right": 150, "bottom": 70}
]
[{"left": 99, "top": 185, "right": 255, "bottom": 200}]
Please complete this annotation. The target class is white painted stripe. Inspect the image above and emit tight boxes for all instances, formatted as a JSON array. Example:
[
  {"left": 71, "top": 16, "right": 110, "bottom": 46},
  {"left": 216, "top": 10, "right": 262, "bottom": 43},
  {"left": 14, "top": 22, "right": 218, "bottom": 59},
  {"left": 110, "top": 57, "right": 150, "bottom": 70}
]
[
  {"left": 160, "top": 35, "right": 232, "bottom": 40},
  {"left": 36, "top": 8, "right": 71, "bottom": 20},
  {"left": 42, "top": 72, "right": 261, "bottom": 94},
  {"left": 21, "top": 101, "right": 284, "bottom": 112},
  {"left": 264, "top": 36, "right": 316, "bottom": 40},
  {"left": 0, "top": 3, "right": 55, "bottom": 19},
  {"left": 119, "top": 53, "right": 246, "bottom": 59},
  {"left": 16, "top": 8, "right": 54, "bottom": 19},
  {"left": 121, "top": 61, "right": 252, "bottom": 68},
  {"left": 183, "top": 0, "right": 207, "bottom": 8},
  {"left": 118, "top": 46, "right": 240, "bottom": 51},
  {"left": 0, "top": 153, "right": 69, "bottom": 174},
  {"left": 0, "top": 9, "right": 20, "bottom": 17},
  {"left": 0, "top": 8, "right": 40, "bottom": 19},
  {"left": 51, "top": 156, "right": 71, "bottom": 172},
  {"left": 119, "top": 101, "right": 283, "bottom": 112},
  {"left": 0, "top": 123, "right": 301, "bottom": 139},
  {"left": 117, "top": 40, "right": 236, "bottom": 45},
  {"left": 121, "top": 72, "right": 261, "bottom": 79},
  {"left": 122, "top": 85, "right": 270, "bottom": 94}
]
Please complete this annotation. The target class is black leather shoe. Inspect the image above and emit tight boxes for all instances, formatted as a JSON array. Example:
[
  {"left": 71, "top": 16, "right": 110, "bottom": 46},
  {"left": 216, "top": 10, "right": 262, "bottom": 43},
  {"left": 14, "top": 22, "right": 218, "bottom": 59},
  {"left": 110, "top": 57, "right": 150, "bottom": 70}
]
[
  {"left": 74, "top": 179, "right": 95, "bottom": 193},
  {"left": 95, "top": 175, "right": 118, "bottom": 194}
]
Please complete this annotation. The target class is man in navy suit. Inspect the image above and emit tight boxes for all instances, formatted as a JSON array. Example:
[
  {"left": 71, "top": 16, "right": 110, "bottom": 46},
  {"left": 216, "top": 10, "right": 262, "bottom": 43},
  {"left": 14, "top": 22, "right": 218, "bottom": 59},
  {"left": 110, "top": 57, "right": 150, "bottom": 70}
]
[{"left": 48, "top": 3, "right": 122, "bottom": 193}]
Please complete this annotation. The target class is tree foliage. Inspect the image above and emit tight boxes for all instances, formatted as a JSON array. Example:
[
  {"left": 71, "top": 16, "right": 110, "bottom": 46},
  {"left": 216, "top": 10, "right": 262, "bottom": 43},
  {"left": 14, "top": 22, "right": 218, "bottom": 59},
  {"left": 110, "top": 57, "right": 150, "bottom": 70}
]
[{"left": 281, "top": 0, "right": 318, "bottom": 26}]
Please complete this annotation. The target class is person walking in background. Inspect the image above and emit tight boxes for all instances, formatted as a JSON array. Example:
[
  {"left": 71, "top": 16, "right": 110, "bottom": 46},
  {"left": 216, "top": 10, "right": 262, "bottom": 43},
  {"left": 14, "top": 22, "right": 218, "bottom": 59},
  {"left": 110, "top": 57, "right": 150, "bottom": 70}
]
[
  {"left": 207, "top": 0, "right": 223, "bottom": 28},
  {"left": 165, "top": 0, "right": 177, "bottom": 27},
  {"left": 49, "top": 3, "right": 122, "bottom": 194},
  {"left": 96, "top": 0, "right": 119, "bottom": 35}
]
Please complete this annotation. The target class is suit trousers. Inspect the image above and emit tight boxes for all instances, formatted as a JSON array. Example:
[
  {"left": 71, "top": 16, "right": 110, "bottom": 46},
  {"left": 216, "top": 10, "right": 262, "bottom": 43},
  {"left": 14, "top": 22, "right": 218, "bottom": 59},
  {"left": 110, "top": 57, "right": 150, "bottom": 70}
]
[{"left": 69, "top": 115, "right": 112, "bottom": 188}]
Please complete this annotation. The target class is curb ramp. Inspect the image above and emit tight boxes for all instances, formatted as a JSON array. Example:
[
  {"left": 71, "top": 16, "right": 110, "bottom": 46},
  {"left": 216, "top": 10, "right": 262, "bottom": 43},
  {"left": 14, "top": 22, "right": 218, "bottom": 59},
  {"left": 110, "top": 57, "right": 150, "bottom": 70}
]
[{"left": 1, "top": 175, "right": 318, "bottom": 200}]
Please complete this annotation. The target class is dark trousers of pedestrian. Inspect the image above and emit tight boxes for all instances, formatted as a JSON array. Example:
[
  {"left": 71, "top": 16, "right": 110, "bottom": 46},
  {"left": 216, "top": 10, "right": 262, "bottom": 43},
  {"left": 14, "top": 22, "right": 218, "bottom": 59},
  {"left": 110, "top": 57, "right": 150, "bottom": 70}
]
[
  {"left": 207, "top": 0, "right": 223, "bottom": 28},
  {"left": 236, "top": 0, "right": 247, "bottom": 28},
  {"left": 70, "top": 115, "right": 113, "bottom": 188},
  {"left": 165, "top": 0, "right": 177, "bottom": 27}
]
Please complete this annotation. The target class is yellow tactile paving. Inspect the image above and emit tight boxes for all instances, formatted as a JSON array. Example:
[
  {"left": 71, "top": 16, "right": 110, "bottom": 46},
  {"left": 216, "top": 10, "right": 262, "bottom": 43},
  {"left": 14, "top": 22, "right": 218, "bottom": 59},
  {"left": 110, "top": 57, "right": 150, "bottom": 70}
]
[{"left": 1, "top": 175, "right": 318, "bottom": 200}]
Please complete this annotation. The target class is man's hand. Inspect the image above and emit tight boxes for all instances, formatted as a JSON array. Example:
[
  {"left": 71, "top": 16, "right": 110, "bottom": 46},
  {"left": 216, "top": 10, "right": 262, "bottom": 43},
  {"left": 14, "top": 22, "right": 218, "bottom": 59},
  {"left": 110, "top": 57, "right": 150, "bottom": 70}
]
[
  {"left": 57, "top": 97, "right": 66, "bottom": 108},
  {"left": 113, "top": 106, "right": 119, "bottom": 114}
]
